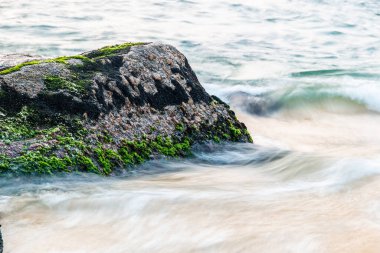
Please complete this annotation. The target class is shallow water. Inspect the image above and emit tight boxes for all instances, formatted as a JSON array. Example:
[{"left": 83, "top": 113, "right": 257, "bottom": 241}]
[{"left": 1, "top": 0, "right": 380, "bottom": 252}]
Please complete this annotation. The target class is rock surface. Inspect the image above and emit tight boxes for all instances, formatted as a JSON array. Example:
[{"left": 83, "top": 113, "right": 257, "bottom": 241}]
[
  {"left": 0, "top": 53, "right": 43, "bottom": 71},
  {"left": 0, "top": 42, "right": 252, "bottom": 175},
  {"left": 0, "top": 225, "right": 2, "bottom": 253}
]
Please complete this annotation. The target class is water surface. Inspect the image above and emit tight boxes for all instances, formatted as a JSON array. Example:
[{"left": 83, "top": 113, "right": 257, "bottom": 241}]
[{"left": 1, "top": 0, "right": 380, "bottom": 252}]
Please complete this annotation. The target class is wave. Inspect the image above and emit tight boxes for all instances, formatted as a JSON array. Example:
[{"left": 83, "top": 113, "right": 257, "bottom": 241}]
[
  {"left": 291, "top": 69, "right": 347, "bottom": 77},
  {"left": 291, "top": 69, "right": 380, "bottom": 79},
  {"left": 228, "top": 85, "right": 376, "bottom": 116},
  {"left": 270, "top": 88, "right": 370, "bottom": 114}
]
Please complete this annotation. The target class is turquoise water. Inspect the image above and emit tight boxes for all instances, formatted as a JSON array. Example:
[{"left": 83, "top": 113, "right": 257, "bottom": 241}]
[{"left": 1, "top": 1, "right": 380, "bottom": 252}]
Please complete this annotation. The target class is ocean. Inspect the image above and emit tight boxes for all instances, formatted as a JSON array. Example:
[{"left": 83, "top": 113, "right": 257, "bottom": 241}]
[{"left": 1, "top": 0, "right": 380, "bottom": 252}]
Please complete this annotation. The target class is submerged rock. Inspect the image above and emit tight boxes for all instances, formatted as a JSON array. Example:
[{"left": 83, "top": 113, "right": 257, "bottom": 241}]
[{"left": 0, "top": 42, "right": 252, "bottom": 175}]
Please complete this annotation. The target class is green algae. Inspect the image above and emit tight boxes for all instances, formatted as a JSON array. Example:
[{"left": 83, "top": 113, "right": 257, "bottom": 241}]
[
  {"left": 85, "top": 42, "right": 146, "bottom": 59},
  {"left": 0, "top": 110, "right": 194, "bottom": 176},
  {"left": 229, "top": 124, "right": 242, "bottom": 141},
  {"left": 42, "top": 55, "right": 99, "bottom": 93},
  {"left": 0, "top": 106, "right": 39, "bottom": 141},
  {"left": 0, "top": 116, "right": 251, "bottom": 176},
  {"left": 44, "top": 75, "right": 86, "bottom": 93},
  {"left": 0, "top": 42, "right": 144, "bottom": 76},
  {"left": 175, "top": 123, "right": 185, "bottom": 132},
  {"left": 0, "top": 60, "right": 42, "bottom": 75},
  {"left": 0, "top": 133, "right": 193, "bottom": 176},
  {"left": 0, "top": 41, "right": 142, "bottom": 76},
  {"left": 213, "top": 136, "right": 221, "bottom": 143},
  {"left": 0, "top": 55, "right": 92, "bottom": 75}
]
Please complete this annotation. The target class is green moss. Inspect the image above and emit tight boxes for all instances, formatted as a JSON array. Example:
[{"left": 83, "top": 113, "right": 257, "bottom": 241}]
[
  {"left": 0, "top": 123, "right": 194, "bottom": 176},
  {"left": 0, "top": 121, "right": 37, "bottom": 141},
  {"left": 118, "top": 147, "right": 139, "bottom": 165},
  {"left": 87, "top": 42, "right": 145, "bottom": 59},
  {"left": 175, "top": 123, "right": 185, "bottom": 132},
  {"left": 12, "top": 152, "right": 71, "bottom": 175},
  {"left": 42, "top": 55, "right": 98, "bottom": 93},
  {"left": 0, "top": 55, "right": 93, "bottom": 75},
  {"left": 1, "top": 141, "right": 97, "bottom": 176},
  {"left": 150, "top": 136, "right": 191, "bottom": 157},
  {"left": 116, "top": 136, "right": 191, "bottom": 166},
  {"left": 0, "top": 155, "right": 10, "bottom": 172},
  {"left": 0, "top": 106, "right": 39, "bottom": 141},
  {"left": 222, "top": 133, "right": 230, "bottom": 139},
  {"left": 0, "top": 60, "right": 42, "bottom": 75},
  {"left": 213, "top": 136, "right": 221, "bottom": 143},
  {"left": 0, "top": 42, "right": 142, "bottom": 75},
  {"left": 229, "top": 124, "right": 242, "bottom": 140},
  {"left": 94, "top": 147, "right": 123, "bottom": 175},
  {"left": 56, "top": 134, "right": 86, "bottom": 151},
  {"left": 0, "top": 120, "right": 250, "bottom": 176},
  {"left": 97, "top": 132, "right": 114, "bottom": 144},
  {"left": 75, "top": 154, "right": 98, "bottom": 174},
  {"left": 94, "top": 148, "right": 112, "bottom": 174},
  {"left": 44, "top": 75, "right": 86, "bottom": 93}
]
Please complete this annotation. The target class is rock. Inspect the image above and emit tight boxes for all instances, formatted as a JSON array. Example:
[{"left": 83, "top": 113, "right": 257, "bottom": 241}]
[
  {"left": 0, "top": 225, "right": 2, "bottom": 253},
  {"left": 0, "top": 42, "right": 252, "bottom": 176},
  {"left": 0, "top": 54, "right": 44, "bottom": 71}
]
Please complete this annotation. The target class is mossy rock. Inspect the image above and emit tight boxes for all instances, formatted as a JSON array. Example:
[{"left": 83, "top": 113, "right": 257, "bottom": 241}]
[{"left": 0, "top": 42, "right": 252, "bottom": 176}]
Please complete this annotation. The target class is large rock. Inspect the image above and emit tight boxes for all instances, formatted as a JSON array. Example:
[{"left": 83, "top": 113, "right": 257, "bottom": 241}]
[
  {"left": 0, "top": 42, "right": 252, "bottom": 175},
  {"left": 0, "top": 225, "right": 2, "bottom": 253}
]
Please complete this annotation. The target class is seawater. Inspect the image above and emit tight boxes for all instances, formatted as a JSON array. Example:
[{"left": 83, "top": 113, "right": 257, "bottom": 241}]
[{"left": 1, "top": 0, "right": 380, "bottom": 252}]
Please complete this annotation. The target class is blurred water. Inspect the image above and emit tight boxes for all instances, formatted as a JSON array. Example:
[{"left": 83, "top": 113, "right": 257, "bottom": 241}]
[{"left": 1, "top": 0, "right": 380, "bottom": 252}]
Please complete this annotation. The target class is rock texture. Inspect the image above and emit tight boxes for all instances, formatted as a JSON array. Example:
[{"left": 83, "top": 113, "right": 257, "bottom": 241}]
[
  {"left": 0, "top": 225, "right": 2, "bottom": 253},
  {"left": 0, "top": 42, "right": 252, "bottom": 175}
]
